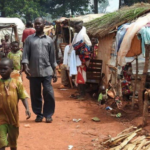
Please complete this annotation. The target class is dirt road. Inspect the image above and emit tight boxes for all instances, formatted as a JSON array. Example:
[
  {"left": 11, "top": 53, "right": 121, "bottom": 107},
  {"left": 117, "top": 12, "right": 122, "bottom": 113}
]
[{"left": 7, "top": 74, "right": 132, "bottom": 150}]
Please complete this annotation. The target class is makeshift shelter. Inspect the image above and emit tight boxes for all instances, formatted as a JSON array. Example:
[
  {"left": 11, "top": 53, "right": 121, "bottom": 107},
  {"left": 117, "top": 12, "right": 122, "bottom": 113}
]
[
  {"left": 55, "top": 14, "right": 104, "bottom": 59},
  {"left": 0, "top": 23, "right": 18, "bottom": 42},
  {"left": 55, "top": 14, "right": 104, "bottom": 88},
  {"left": 84, "top": 3, "right": 150, "bottom": 125},
  {"left": 84, "top": 3, "right": 150, "bottom": 83},
  {"left": 85, "top": 3, "right": 150, "bottom": 38},
  {"left": 0, "top": 18, "right": 25, "bottom": 43}
]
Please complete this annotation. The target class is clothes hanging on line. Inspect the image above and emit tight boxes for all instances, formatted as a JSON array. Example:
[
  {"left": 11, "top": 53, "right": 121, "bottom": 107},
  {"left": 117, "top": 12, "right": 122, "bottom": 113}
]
[
  {"left": 138, "top": 27, "right": 150, "bottom": 57},
  {"left": 118, "top": 13, "right": 150, "bottom": 66}
]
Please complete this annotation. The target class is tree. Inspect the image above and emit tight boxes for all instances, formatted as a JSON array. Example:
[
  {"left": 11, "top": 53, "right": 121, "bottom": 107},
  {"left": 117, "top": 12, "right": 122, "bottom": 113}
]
[
  {"left": 93, "top": 0, "right": 106, "bottom": 14},
  {"left": 0, "top": 0, "right": 7, "bottom": 17},
  {"left": 99, "top": 0, "right": 109, "bottom": 13},
  {"left": 46, "top": 0, "right": 90, "bottom": 19},
  {"left": 119, "top": 0, "right": 122, "bottom": 8},
  {"left": 0, "top": 0, "right": 46, "bottom": 21},
  {"left": 124, "top": 0, "right": 148, "bottom": 6}
]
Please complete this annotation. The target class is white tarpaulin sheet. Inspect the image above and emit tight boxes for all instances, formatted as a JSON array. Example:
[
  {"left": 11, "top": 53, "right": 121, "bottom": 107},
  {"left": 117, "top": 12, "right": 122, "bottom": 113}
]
[{"left": 0, "top": 18, "right": 25, "bottom": 43}]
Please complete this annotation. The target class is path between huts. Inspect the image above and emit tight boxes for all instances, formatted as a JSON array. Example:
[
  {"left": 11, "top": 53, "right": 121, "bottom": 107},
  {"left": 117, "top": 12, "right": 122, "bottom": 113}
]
[{"left": 6, "top": 73, "right": 147, "bottom": 150}]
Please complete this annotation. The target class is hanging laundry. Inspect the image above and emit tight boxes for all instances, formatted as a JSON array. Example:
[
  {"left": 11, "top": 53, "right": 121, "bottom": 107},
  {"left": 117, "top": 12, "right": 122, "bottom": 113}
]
[
  {"left": 126, "top": 35, "right": 141, "bottom": 57},
  {"left": 138, "top": 27, "right": 150, "bottom": 57},
  {"left": 118, "top": 13, "right": 150, "bottom": 66},
  {"left": 115, "top": 23, "right": 131, "bottom": 55}
]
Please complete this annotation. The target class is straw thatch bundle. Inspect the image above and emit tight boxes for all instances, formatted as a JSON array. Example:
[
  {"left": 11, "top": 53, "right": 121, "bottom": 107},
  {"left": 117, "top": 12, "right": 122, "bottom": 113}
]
[{"left": 84, "top": 3, "right": 150, "bottom": 38}]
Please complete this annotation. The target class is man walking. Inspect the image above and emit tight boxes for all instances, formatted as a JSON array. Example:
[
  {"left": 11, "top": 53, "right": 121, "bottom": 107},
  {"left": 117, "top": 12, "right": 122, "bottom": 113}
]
[
  {"left": 22, "top": 21, "right": 35, "bottom": 46},
  {"left": 22, "top": 17, "right": 57, "bottom": 123},
  {"left": 71, "top": 21, "right": 92, "bottom": 100}
]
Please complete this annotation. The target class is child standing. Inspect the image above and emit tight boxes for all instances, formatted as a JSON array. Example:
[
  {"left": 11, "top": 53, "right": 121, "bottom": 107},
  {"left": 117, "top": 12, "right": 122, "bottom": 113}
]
[
  {"left": 0, "top": 58, "right": 31, "bottom": 150},
  {"left": 4, "top": 34, "right": 11, "bottom": 57},
  {"left": 7, "top": 41, "right": 22, "bottom": 71},
  {"left": 7, "top": 41, "right": 23, "bottom": 82},
  {"left": 7, "top": 41, "right": 29, "bottom": 105}
]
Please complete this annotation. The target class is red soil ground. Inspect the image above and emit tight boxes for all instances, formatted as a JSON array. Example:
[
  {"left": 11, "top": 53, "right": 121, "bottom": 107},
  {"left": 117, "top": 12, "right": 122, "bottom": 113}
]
[{"left": 6, "top": 74, "right": 148, "bottom": 150}]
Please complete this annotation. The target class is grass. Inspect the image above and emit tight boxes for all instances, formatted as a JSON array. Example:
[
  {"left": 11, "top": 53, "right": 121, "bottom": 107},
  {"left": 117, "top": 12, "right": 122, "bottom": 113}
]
[{"left": 84, "top": 3, "right": 150, "bottom": 38}]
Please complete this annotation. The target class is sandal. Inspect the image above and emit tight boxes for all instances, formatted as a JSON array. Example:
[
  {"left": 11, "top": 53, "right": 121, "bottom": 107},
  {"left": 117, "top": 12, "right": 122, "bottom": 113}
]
[
  {"left": 46, "top": 117, "right": 53, "bottom": 123},
  {"left": 35, "top": 116, "right": 43, "bottom": 122},
  {"left": 70, "top": 94, "right": 78, "bottom": 98}
]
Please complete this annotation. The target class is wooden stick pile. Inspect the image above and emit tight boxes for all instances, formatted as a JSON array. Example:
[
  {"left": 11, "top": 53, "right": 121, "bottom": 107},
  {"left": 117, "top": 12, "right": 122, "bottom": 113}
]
[{"left": 101, "top": 126, "right": 150, "bottom": 150}]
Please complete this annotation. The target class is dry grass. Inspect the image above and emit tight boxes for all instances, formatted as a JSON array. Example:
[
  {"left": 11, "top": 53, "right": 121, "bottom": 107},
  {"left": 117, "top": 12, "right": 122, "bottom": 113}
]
[{"left": 84, "top": 3, "right": 150, "bottom": 38}]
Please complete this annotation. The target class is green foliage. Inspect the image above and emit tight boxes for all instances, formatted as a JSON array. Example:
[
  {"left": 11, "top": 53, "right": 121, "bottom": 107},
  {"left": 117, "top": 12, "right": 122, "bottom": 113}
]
[
  {"left": 124, "top": 0, "right": 148, "bottom": 6},
  {"left": 0, "top": 0, "right": 46, "bottom": 21},
  {"left": 0, "top": 0, "right": 93, "bottom": 20},
  {"left": 99, "top": 0, "right": 109, "bottom": 13},
  {"left": 44, "top": 0, "right": 90, "bottom": 19}
]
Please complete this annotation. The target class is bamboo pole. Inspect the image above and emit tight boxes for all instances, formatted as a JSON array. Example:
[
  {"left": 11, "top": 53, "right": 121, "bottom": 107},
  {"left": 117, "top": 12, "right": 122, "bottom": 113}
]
[
  {"left": 132, "top": 56, "right": 138, "bottom": 109},
  {"left": 138, "top": 45, "right": 150, "bottom": 113}
]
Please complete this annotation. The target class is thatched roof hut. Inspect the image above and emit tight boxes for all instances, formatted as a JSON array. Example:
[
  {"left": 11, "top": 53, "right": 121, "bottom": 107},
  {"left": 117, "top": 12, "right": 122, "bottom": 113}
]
[
  {"left": 84, "top": 3, "right": 150, "bottom": 115},
  {"left": 54, "top": 14, "right": 104, "bottom": 59},
  {"left": 84, "top": 3, "right": 150, "bottom": 38},
  {"left": 84, "top": 3, "right": 150, "bottom": 83}
]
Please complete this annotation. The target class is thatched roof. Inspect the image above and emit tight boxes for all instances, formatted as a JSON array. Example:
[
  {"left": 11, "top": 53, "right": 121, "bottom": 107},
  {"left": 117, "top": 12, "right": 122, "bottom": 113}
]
[
  {"left": 84, "top": 3, "right": 150, "bottom": 38},
  {"left": 55, "top": 17, "right": 68, "bottom": 23},
  {"left": 70, "top": 14, "right": 104, "bottom": 23},
  {"left": 55, "top": 14, "right": 104, "bottom": 24}
]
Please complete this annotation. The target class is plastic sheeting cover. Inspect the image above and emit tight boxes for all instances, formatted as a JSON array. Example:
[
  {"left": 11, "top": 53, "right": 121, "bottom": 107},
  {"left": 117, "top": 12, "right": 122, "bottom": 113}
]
[{"left": 0, "top": 18, "right": 25, "bottom": 44}]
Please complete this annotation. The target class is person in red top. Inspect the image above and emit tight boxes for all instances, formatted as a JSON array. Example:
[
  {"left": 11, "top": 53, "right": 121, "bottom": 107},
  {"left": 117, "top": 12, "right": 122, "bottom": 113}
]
[{"left": 22, "top": 21, "right": 35, "bottom": 46}]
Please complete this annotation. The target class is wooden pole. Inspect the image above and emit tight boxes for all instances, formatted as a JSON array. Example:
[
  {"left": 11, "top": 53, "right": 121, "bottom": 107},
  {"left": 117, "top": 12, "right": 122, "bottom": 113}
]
[
  {"left": 138, "top": 45, "right": 150, "bottom": 113},
  {"left": 67, "top": 20, "right": 73, "bottom": 88},
  {"left": 13, "top": 26, "right": 19, "bottom": 42},
  {"left": 68, "top": 21, "right": 72, "bottom": 44},
  {"left": 54, "top": 24, "right": 59, "bottom": 60},
  {"left": 61, "top": 26, "right": 66, "bottom": 43},
  {"left": 143, "top": 91, "right": 149, "bottom": 126},
  {"left": 132, "top": 56, "right": 138, "bottom": 109}
]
